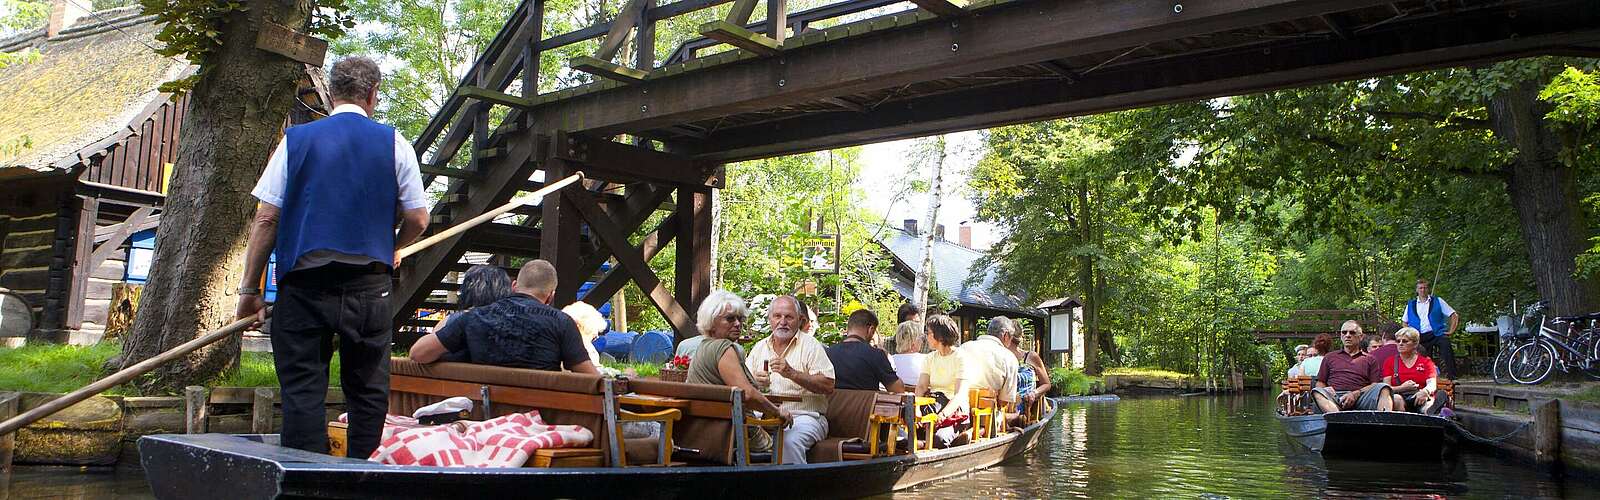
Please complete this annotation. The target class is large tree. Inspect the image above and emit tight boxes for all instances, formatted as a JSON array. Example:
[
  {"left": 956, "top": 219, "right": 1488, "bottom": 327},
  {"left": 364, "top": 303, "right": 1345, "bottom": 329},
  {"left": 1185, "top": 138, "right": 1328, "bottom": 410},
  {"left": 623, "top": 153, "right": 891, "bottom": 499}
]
[
  {"left": 1100, "top": 58, "right": 1599, "bottom": 316},
  {"left": 109, "top": 0, "right": 351, "bottom": 392}
]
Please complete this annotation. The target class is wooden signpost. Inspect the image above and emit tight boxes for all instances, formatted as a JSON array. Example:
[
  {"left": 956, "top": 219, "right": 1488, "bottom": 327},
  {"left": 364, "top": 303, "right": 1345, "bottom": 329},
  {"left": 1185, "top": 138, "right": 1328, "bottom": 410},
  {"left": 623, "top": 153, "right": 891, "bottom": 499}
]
[{"left": 256, "top": 22, "right": 328, "bottom": 66}]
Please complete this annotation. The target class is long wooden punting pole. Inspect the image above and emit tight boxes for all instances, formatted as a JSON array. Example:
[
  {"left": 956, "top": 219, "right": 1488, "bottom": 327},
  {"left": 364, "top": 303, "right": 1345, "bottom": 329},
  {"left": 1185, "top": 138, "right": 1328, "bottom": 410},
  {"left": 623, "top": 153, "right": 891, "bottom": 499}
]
[{"left": 0, "top": 173, "right": 586, "bottom": 437}]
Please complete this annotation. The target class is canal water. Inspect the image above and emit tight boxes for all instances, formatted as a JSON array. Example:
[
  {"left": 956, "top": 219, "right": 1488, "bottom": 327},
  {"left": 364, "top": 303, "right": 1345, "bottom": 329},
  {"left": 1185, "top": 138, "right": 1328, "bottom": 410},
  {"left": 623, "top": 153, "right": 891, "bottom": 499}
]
[
  {"left": 2, "top": 392, "right": 1594, "bottom": 498},
  {"left": 892, "top": 392, "right": 1599, "bottom": 499}
]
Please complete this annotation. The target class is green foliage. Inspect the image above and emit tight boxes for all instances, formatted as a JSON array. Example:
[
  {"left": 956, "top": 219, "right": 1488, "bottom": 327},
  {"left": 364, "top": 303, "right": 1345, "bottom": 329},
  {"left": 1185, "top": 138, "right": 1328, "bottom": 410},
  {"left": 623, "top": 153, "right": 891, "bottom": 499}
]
[
  {"left": 0, "top": 0, "right": 46, "bottom": 37},
  {"left": 715, "top": 149, "right": 897, "bottom": 329},
  {"left": 0, "top": 342, "right": 128, "bottom": 394},
  {"left": 1103, "top": 367, "right": 1194, "bottom": 379},
  {"left": 600, "top": 359, "right": 659, "bottom": 378},
  {"left": 0, "top": 343, "right": 337, "bottom": 394},
  {"left": 1048, "top": 367, "right": 1097, "bottom": 397}
]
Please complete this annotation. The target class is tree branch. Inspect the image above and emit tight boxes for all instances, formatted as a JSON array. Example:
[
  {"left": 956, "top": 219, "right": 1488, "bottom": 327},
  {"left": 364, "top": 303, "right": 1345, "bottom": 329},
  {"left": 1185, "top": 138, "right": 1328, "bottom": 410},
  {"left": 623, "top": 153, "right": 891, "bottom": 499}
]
[{"left": 1360, "top": 107, "right": 1491, "bottom": 131}]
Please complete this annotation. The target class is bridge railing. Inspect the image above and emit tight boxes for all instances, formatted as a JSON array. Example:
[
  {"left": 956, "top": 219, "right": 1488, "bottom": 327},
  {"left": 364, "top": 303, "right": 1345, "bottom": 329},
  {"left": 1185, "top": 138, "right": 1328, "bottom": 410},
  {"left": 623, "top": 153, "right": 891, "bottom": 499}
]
[{"left": 411, "top": 0, "right": 924, "bottom": 185}]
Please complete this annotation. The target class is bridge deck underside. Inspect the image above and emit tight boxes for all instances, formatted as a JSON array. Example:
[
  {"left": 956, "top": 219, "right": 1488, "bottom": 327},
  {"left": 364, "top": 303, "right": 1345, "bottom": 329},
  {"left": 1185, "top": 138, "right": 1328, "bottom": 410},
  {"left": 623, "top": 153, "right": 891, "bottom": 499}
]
[{"left": 524, "top": 0, "right": 1598, "bottom": 162}]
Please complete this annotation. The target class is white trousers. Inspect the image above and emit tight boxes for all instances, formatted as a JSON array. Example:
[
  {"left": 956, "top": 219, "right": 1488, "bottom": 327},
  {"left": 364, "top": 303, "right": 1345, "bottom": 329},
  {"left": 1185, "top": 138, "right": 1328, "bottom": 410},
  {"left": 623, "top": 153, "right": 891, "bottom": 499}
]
[{"left": 782, "top": 413, "right": 828, "bottom": 464}]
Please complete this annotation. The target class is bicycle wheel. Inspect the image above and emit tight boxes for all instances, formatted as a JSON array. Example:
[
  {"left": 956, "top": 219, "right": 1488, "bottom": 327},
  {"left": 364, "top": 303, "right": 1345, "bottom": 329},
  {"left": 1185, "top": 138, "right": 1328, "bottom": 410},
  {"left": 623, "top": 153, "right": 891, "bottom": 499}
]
[
  {"left": 1508, "top": 341, "right": 1557, "bottom": 385},
  {"left": 1492, "top": 342, "right": 1518, "bottom": 384},
  {"left": 1583, "top": 333, "right": 1600, "bottom": 380}
]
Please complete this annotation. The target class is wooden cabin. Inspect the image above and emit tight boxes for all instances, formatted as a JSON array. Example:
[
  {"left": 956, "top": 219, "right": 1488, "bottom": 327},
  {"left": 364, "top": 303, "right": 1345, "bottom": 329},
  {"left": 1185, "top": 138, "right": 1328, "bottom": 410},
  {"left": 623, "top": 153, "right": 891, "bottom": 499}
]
[
  {"left": 0, "top": 2, "right": 328, "bottom": 344},
  {"left": 875, "top": 221, "right": 1045, "bottom": 342}
]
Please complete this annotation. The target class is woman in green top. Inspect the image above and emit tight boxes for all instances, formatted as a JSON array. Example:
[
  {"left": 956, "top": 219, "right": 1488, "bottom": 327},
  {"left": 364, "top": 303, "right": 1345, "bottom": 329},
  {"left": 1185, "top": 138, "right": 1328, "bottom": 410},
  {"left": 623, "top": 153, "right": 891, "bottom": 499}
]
[{"left": 686, "top": 290, "right": 791, "bottom": 424}]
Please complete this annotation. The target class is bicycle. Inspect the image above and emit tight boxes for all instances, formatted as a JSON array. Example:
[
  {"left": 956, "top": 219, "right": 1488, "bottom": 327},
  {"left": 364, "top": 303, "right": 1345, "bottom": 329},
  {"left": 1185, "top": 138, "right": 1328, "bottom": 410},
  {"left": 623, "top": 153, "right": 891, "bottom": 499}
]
[
  {"left": 1506, "top": 300, "right": 1600, "bottom": 385},
  {"left": 1491, "top": 311, "right": 1532, "bottom": 385}
]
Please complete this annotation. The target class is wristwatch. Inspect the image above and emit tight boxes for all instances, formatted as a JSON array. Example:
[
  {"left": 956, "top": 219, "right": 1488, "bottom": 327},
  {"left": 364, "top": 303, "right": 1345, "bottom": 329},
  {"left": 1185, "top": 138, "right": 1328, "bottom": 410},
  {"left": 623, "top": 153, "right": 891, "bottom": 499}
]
[{"left": 238, "top": 286, "right": 262, "bottom": 296}]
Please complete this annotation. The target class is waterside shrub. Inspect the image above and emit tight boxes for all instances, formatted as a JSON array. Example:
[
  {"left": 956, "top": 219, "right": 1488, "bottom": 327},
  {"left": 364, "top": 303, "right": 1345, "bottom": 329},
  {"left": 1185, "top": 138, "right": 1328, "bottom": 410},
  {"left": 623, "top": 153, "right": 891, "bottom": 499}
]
[{"left": 1049, "top": 367, "right": 1099, "bottom": 396}]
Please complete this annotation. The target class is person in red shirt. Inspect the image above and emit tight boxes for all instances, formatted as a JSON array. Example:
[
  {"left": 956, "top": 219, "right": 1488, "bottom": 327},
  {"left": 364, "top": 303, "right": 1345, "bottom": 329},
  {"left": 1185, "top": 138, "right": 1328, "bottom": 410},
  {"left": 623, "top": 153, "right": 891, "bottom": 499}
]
[{"left": 1382, "top": 327, "right": 1450, "bottom": 414}]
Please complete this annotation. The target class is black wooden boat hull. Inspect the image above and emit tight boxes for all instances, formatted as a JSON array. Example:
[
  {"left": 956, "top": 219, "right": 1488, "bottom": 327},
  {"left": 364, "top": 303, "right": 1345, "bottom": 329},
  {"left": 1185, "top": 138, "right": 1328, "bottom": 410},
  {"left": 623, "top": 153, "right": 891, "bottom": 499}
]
[
  {"left": 1320, "top": 410, "right": 1458, "bottom": 460},
  {"left": 1275, "top": 413, "right": 1327, "bottom": 452},
  {"left": 140, "top": 400, "right": 1056, "bottom": 499}
]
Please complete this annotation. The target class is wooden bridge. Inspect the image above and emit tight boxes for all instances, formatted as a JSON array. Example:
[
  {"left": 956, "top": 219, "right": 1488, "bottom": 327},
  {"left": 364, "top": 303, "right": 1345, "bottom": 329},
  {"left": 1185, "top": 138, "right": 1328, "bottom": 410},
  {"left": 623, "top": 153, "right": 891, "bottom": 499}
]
[{"left": 390, "top": 0, "right": 1600, "bottom": 341}]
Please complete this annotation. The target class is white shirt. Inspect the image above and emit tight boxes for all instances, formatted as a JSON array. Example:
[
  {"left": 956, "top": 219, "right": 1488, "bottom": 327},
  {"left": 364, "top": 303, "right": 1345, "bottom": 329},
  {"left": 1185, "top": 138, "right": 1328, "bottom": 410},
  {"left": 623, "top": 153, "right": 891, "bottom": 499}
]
[
  {"left": 746, "top": 334, "right": 835, "bottom": 415},
  {"left": 959, "top": 335, "right": 1020, "bottom": 404},
  {"left": 1414, "top": 295, "right": 1456, "bottom": 334},
  {"left": 890, "top": 352, "right": 925, "bottom": 388},
  {"left": 250, "top": 104, "right": 427, "bottom": 271}
]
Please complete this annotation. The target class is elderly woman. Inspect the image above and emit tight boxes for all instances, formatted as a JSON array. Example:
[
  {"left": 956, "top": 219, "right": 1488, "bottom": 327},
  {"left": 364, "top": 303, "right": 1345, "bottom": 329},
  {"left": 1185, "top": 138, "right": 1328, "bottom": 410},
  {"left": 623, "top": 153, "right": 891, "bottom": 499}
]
[
  {"left": 416, "top": 265, "right": 511, "bottom": 362},
  {"left": 561, "top": 302, "right": 607, "bottom": 367},
  {"left": 915, "top": 315, "right": 971, "bottom": 448},
  {"left": 676, "top": 291, "right": 749, "bottom": 362},
  {"left": 889, "top": 321, "right": 925, "bottom": 389},
  {"left": 685, "top": 290, "right": 791, "bottom": 428},
  {"left": 1384, "top": 327, "right": 1450, "bottom": 414}
]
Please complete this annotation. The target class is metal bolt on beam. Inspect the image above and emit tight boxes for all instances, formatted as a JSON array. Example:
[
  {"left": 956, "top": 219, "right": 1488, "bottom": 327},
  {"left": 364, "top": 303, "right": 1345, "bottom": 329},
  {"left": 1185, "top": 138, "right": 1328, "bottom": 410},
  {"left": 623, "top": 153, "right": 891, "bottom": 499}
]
[
  {"left": 951, "top": 43, "right": 959, "bottom": 51},
  {"left": 1173, "top": 4, "right": 1183, "bottom": 14}
]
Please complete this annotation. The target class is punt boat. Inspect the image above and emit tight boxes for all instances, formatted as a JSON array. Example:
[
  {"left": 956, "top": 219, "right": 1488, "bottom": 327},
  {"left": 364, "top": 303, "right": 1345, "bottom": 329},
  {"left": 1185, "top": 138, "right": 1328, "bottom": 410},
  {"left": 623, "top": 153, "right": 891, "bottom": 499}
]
[
  {"left": 139, "top": 377, "right": 1056, "bottom": 500},
  {"left": 1276, "top": 410, "right": 1460, "bottom": 459}
]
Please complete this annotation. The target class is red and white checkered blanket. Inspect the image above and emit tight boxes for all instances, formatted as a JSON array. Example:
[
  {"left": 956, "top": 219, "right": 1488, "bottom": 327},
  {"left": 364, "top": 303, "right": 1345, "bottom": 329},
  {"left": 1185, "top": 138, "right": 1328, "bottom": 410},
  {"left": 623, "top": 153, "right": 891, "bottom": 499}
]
[{"left": 364, "top": 411, "right": 593, "bottom": 467}]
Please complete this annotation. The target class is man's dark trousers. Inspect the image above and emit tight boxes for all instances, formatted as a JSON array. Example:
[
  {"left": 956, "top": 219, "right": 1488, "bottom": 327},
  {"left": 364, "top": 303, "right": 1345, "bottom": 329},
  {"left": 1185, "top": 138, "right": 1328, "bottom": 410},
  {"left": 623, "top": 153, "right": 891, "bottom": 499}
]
[
  {"left": 271, "top": 264, "right": 392, "bottom": 459},
  {"left": 1421, "top": 332, "right": 1456, "bottom": 380}
]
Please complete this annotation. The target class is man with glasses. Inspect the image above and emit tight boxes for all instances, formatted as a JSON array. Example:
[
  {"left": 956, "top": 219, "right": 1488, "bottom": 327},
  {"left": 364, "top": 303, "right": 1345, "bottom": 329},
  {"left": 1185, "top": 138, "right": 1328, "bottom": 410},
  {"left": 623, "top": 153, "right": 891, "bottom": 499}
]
[
  {"left": 1310, "top": 321, "right": 1394, "bottom": 413},
  {"left": 1404, "top": 278, "right": 1459, "bottom": 379}
]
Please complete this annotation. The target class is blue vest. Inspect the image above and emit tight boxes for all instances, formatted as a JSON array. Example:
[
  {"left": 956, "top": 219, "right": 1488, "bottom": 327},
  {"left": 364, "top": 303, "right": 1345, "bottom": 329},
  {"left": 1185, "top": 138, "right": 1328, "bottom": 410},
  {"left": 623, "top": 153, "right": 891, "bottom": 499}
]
[
  {"left": 1405, "top": 295, "right": 1449, "bottom": 338},
  {"left": 274, "top": 112, "right": 398, "bottom": 280}
]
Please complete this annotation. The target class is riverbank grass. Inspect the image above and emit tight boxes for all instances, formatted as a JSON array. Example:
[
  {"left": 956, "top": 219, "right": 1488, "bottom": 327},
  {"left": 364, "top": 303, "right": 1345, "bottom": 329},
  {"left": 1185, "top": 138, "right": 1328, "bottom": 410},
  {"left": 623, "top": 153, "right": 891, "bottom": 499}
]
[
  {"left": 1104, "top": 367, "right": 1194, "bottom": 380},
  {"left": 0, "top": 342, "right": 339, "bottom": 395},
  {"left": 1572, "top": 385, "right": 1600, "bottom": 405}
]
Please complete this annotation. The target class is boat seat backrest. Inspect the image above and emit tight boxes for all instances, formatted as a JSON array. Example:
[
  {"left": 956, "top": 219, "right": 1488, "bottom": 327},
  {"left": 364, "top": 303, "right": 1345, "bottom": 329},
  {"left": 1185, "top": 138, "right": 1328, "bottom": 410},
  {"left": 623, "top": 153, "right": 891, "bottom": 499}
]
[
  {"left": 627, "top": 378, "right": 739, "bottom": 465},
  {"left": 387, "top": 358, "right": 615, "bottom": 464},
  {"left": 825, "top": 389, "right": 880, "bottom": 440}
]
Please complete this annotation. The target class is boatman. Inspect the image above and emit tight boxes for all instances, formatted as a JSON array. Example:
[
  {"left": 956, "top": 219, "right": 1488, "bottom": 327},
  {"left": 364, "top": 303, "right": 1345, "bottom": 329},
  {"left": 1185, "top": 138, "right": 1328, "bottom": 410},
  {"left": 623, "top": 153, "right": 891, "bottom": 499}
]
[
  {"left": 1404, "top": 278, "right": 1459, "bottom": 379},
  {"left": 235, "top": 56, "right": 429, "bottom": 459}
]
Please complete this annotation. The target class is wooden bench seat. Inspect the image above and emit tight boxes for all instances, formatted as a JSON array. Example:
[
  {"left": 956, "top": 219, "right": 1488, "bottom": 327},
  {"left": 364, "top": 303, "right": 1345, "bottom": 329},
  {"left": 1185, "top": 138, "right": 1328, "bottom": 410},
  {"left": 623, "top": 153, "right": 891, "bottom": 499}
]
[{"left": 380, "top": 358, "right": 628, "bottom": 466}]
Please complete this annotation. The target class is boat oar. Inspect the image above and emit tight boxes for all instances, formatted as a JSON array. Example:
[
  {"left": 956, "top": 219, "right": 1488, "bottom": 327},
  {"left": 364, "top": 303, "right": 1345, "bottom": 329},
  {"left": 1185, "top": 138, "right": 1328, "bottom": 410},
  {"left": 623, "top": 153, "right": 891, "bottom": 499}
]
[{"left": 0, "top": 172, "right": 586, "bottom": 437}]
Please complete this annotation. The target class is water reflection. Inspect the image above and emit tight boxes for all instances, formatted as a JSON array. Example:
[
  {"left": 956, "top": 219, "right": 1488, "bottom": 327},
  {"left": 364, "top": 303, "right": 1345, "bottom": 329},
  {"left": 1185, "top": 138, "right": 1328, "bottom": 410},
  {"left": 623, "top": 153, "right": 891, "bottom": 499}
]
[
  {"left": 1, "top": 467, "right": 153, "bottom": 500},
  {"left": 891, "top": 392, "right": 1597, "bottom": 499}
]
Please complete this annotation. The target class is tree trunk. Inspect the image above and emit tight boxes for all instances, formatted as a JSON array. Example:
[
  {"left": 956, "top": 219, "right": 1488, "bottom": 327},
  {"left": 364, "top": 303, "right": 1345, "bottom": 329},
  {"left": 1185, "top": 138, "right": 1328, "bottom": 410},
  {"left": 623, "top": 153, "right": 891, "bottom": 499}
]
[
  {"left": 913, "top": 136, "right": 945, "bottom": 314},
  {"left": 108, "top": 0, "right": 313, "bottom": 393},
  {"left": 1078, "top": 182, "right": 1101, "bottom": 375},
  {"left": 1487, "top": 77, "right": 1599, "bottom": 317}
]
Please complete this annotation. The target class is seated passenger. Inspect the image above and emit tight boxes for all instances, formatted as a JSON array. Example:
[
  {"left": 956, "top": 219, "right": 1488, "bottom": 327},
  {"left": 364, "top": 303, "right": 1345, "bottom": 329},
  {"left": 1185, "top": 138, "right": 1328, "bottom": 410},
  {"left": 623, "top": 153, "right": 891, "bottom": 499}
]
[
  {"left": 1369, "top": 328, "right": 1399, "bottom": 370},
  {"left": 1384, "top": 327, "right": 1451, "bottom": 415},
  {"left": 826, "top": 309, "right": 904, "bottom": 392},
  {"left": 889, "top": 321, "right": 925, "bottom": 389},
  {"left": 677, "top": 292, "right": 747, "bottom": 362},
  {"left": 1287, "top": 345, "right": 1309, "bottom": 379},
  {"left": 962, "top": 317, "right": 1020, "bottom": 430},
  {"left": 916, "top": 314, "right": 971, "bottom": 448},
  {"left": 434, "top": 264, "right": 513, "bottom": 362},
  {"left": 408, "top": 260, "right": 598, "bottom": 374},
  {"left": 1004, "top": 326, "right": 1051, "bottom": 422},
  {"left": 1299, "top": 334, "right": 1331, "bottom": 378},
  {"left": 685, "top": 290, "right": 791, "bottom": 450},
  {"left": 745, "top": 295, "right": 835, "bottom": 464},
  {"left": 1310, "top": 321, "right": 1392, "bottom": 413},
  {"left": 561, "top": 302, "right": 606, "bottom": 367}
]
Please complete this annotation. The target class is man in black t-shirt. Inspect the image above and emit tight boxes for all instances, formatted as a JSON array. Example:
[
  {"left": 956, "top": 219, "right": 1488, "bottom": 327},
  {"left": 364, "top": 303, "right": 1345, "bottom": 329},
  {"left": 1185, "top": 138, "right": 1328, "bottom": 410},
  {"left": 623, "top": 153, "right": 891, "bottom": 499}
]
[
  {"left": 826, "top": 310, "right": 904, "bottom": 392},
  {"left": 409, "top": 260, "right": 598, "bottom": 374}
]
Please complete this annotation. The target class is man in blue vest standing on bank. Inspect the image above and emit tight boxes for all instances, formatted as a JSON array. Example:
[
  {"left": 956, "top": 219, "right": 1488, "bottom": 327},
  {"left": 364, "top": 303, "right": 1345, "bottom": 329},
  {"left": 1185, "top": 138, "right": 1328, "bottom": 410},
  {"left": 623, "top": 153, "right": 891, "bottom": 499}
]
[
  {"left": 235, "top": 56, "right": 430, "bottom": 459},
  {"left": 1404, "top": 278, "right": 1459, "bottom": 379}
]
